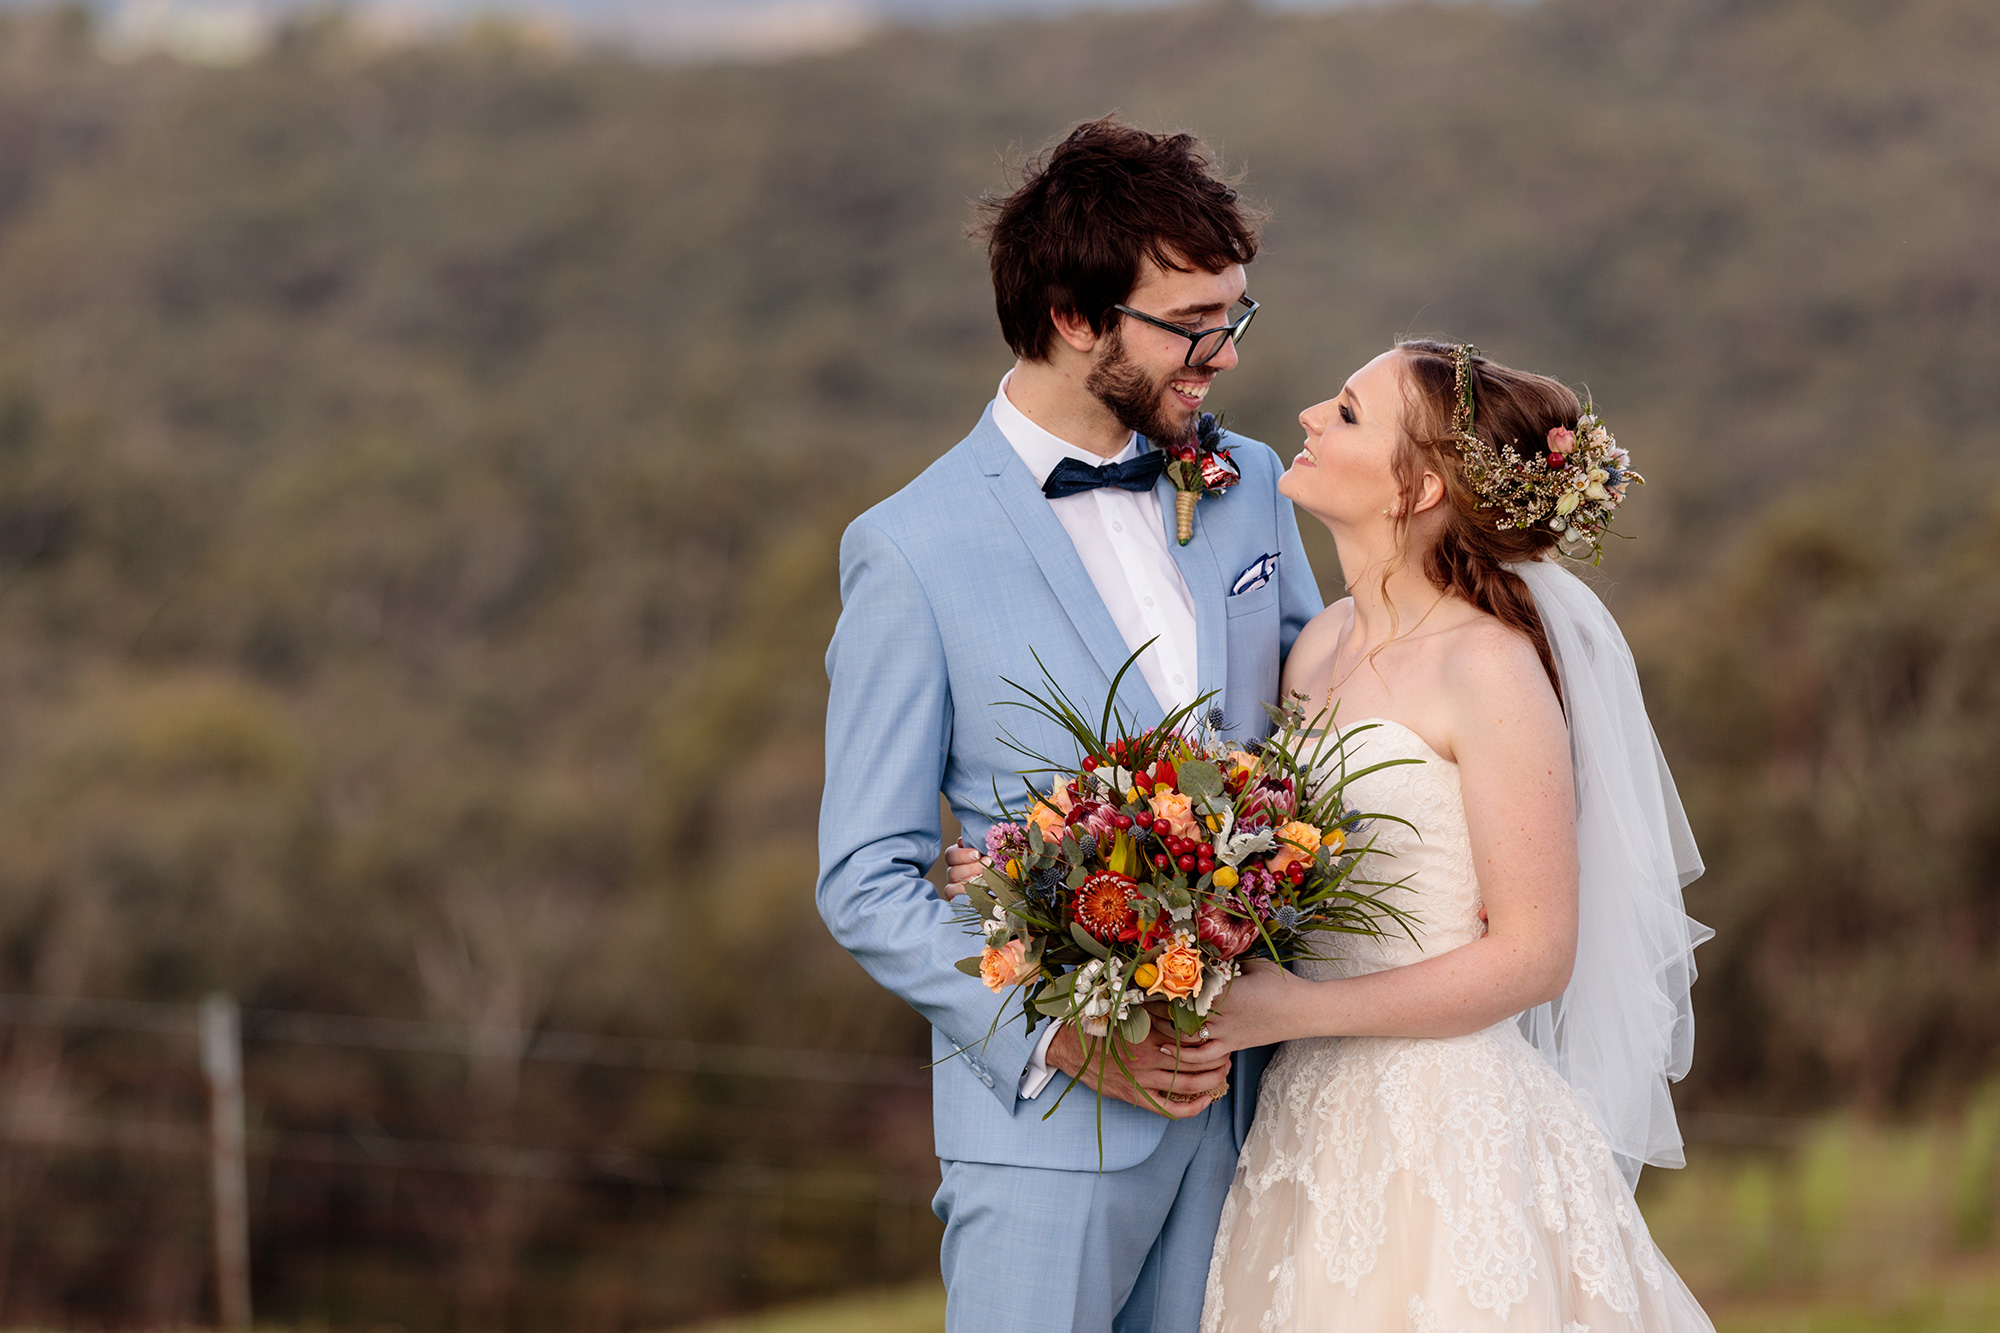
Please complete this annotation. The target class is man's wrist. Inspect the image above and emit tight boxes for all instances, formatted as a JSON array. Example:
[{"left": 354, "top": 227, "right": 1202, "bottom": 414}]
[{"left": 1046, "top": 1022, "right": 1083, "bottom": 1077}]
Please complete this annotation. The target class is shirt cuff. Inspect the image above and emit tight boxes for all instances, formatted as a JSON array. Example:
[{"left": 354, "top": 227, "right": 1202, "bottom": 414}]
[{"left": 1018, "top": 1023, "right": 1061, "bottom": 1100}]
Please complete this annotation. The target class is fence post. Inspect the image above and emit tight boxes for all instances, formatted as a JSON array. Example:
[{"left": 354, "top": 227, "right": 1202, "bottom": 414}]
[{"left": 201, "top": 993, "right": 252, "bottom": 1331}]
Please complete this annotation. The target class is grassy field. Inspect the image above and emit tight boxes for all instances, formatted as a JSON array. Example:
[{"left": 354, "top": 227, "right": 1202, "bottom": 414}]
[
  {"left": 679, "top": 1276, "right": 2000, "bottom": 1333},
  {"left": 679, "top": 1104, "right": 2000, "bottom": 1333}
]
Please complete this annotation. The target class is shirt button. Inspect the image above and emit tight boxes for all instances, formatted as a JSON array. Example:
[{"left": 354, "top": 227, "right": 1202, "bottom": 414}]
[
  {"left": 1144, "top": 597, "right": 1155, "bottom": 607},
  {"left": 1112, "top": 522, "right": 1124, "bottom": 533},
  {"left": 1174, "top": 674, "right": 1186, "bottom": 684}
]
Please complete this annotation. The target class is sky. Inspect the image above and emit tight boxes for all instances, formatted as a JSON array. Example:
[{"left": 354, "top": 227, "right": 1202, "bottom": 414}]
[{"left": 17, "top": 0, "right": 1362, "bottom": 64}]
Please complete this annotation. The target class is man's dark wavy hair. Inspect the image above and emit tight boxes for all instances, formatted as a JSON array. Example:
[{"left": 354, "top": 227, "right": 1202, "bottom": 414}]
[{"left": 978, "top": 116, "right": 1262, "bottom": 363}]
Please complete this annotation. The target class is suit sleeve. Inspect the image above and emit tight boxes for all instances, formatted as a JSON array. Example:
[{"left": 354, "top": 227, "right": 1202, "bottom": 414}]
[{"left": 816, "top": 517, "right": 1035, "bottom": 1109}]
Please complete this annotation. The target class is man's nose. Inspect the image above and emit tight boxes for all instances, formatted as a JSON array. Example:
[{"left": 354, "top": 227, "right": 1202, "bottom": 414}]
[{"left": 1206, "top": 335, "right": 1240, "bottom": 373}]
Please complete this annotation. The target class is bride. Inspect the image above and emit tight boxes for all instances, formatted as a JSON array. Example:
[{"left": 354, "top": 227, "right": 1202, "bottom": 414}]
[{"left": 1183, "top": 340, "right": 1713, "bottom": 1331}]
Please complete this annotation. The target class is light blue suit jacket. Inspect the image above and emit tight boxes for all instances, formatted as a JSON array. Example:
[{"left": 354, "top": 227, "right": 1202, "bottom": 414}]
[{"left": 817, "top": 407, "right": 1321, "bottom": 1172}]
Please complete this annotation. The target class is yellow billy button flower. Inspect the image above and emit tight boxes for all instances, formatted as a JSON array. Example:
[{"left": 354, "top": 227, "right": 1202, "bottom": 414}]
[
  {"left": 1006, "top": 859, "right": 1022, "bottom": 879},
  {"left": 1321, "top": 828, "right": 1345, "bottom": 856},
  {"left": 1212, "top": 865, "right": 1240, "bottom": 889},
  {"left": 1131, "top": 961, "right": 1160, "bottom": 989}
]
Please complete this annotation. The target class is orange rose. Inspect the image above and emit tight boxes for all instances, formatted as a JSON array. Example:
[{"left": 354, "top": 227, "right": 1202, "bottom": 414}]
[
  {"left": 1146, "top": 941, "right": 1203, "bottom": 1000},
  {"left": 1268, "top": 820, "right": 1322, "bottom": 874},
  {"left": 1226, "top": 749, "right": 1260, "bottom": 776},
  {"left": 1149, "top": 790, "right": 1199, "bottom": 840},
  {"left": 979, "top": 939, "right": 1034, "bottom": 993},
  {"left": 1027, "top": 796, "right": 1066, "bottom": 843}
]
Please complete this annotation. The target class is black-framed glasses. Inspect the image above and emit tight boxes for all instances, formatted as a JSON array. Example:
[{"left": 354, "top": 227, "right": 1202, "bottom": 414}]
[{"left": 1112, "top": 295, "right": 1259, "bottom": 368}]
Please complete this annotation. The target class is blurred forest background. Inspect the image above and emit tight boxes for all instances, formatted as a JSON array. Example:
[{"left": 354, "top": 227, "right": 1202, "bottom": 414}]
[{"left": 0, "top": 0, "right": 1994, "bottom": 1327}]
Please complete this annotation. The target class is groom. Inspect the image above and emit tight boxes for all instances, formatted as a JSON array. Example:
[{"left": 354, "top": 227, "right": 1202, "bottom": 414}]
[{"left": 816, "top": 118, "right": 1320, "bottom": 1333}]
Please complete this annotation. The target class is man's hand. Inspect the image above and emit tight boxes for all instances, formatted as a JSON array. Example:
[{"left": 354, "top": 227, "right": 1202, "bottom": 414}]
[
  {"left": 1045, "top": 1022, "right": 1228, "bottom": 1120},
  {"left": 937, "top": 840, "right": 983, "bottom": 902}
]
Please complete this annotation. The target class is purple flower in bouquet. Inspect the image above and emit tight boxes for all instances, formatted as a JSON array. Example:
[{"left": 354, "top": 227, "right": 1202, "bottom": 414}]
[
  {"left": 1234, "top": 864, "right": 1278, "bottom": 916},
  {"left": 985, "top": 822, "right": 1029, "bottom": 864}
]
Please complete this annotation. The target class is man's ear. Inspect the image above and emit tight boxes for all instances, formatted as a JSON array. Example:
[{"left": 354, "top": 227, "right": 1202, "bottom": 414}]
[
  {"left": 1409, "top": 470, "right": 1448, "bottom": 517},
  {"left": 1049, "top": 305, "right": 1102, "bottom": 355}
]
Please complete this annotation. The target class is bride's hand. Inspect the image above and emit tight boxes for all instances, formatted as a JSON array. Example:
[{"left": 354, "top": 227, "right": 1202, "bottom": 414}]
[
  {"left": 1149, "top": 959, "right": 1299, "bottom": 1062},
  {"left": 936, "top": 840, "right": 985, "bottom": 902}
]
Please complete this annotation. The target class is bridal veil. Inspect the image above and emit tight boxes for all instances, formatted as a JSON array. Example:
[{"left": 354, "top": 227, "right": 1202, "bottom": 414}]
[{"left": 1510, "top": 558, "right": 1712, "bottom": 1186}]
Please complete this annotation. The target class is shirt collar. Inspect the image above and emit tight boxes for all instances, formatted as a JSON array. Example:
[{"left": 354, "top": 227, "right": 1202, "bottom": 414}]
[{"left": 992, "top": 370, "right": 1144, "bottom": 487}]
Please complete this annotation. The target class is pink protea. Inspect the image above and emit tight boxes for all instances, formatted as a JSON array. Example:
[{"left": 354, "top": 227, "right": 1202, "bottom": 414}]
[
  {"left": 1065, "top": 799, "right": 1122, "bottom": 849},
  {"left": 1197, "top": 903, "right": 1260, "bottom": 960},
  {"left": 1238, "top": 776, "right": 1297, "bottom": 827}
]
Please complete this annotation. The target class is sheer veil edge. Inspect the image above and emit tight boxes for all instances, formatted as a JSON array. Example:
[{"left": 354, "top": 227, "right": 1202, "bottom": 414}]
[{"left": 1509, "top": 558, "right": 1712, "bottom": 1188}]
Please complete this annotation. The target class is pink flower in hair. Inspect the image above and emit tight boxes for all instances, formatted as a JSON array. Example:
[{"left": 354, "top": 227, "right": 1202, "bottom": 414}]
[{"left": 1546, "top": 426, "right": 1576, "bottom": 458}]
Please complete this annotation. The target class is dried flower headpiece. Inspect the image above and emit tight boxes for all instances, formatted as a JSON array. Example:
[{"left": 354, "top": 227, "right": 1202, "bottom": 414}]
[{"left": 1446, "top": 343, "right": 1642, "bottom": 563}]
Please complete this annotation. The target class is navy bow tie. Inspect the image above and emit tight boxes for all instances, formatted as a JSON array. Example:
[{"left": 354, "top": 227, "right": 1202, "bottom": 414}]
[{"left": 1041, "top": 450, "right": 1165, "bottom": 500}]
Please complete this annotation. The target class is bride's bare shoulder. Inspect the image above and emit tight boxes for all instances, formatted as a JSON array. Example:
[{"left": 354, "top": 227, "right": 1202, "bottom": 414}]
[
  {"left": 1290, "top": 599, "right": 1353, "bottom": 664},
  {"left": 1438, "top": 612, "right": 1565, "bottom": 737},
  {"left": 1280, "top": 598, "right": 1352, "bottom": 694}
]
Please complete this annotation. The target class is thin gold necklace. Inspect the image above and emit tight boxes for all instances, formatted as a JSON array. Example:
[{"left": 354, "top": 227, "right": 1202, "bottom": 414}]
[{"left": 1321, "top": 591, "right": 1449, "bottom": 715}]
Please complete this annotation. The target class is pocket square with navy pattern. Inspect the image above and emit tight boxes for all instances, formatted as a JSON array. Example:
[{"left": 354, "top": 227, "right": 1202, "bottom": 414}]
[{"left": 1230, "top": 552, "right": 1279, "bottom": 596}]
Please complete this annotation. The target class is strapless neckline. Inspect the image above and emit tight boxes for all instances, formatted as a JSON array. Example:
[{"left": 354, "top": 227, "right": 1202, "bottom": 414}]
[{"left": 1339, "top": 716, "right": 1456, "bottom": 768}]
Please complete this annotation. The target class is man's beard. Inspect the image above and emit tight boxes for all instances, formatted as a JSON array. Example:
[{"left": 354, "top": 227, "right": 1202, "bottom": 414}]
[{"left": 1085, "top": 326, "right": 1198, "bottom": 449}]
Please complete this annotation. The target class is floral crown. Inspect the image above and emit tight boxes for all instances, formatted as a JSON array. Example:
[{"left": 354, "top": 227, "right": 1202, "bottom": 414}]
[{"left": 1445, "top": 343, "right": 1642, "bottom": 563}]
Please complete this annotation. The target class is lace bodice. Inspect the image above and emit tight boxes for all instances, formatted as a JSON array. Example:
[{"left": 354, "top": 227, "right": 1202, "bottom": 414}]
[
  {"left": 1201, "top": 728, "right": 1714, "bottom": 1333},
  {"left": 1304, "top": 718, "right": 1485, "bottom": 981}
]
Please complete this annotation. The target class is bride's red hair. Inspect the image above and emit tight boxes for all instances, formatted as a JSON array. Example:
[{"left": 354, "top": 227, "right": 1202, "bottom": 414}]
[{"left": 1390, "top": 340, "right": 1580, "bottom": 702}]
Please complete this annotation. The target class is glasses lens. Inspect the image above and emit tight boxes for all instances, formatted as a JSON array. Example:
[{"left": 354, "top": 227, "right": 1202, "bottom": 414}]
[{"left": 1190, "top": 328, "right": 1230, "bottom": 367}]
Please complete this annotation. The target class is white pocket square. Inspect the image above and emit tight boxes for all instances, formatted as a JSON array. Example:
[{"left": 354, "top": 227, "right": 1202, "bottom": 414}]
[{"left": 1230, "top": 552, "right": 1279, "bottom": 596}]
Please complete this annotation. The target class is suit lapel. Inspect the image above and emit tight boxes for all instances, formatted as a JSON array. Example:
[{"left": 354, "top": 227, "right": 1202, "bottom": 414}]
[
  {"left": 1154, "top": 468, "right": 1229, "bottom": 714},
  {"left": 975, "top": 417, "right": 1163, "bottom": 731}
]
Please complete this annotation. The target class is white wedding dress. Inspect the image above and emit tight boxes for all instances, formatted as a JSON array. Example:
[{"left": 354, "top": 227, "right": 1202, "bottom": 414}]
[{"left": 1200, "top": 718, "right": 1714, "bottom": 1333}]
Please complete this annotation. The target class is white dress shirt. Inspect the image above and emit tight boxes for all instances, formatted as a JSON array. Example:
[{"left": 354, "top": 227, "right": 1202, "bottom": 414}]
[{"left": 990, "top": 371, "right": 1201, "bottom": 1098}]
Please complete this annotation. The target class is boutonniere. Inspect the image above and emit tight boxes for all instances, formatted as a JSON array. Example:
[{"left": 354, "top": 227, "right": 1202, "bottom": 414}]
[{"left": 1164, "top": 412, "right": 1241, "bottom": 545}]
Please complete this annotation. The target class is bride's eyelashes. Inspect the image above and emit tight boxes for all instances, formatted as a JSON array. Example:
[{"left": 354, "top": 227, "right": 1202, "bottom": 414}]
[{"left": 1339, "top": 404, "right": 1356, "bottom": 425}]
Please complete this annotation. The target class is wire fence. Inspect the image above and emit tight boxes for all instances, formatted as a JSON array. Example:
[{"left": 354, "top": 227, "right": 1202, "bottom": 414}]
[
  {"left": 0, "top": 990, "right": 1810, "bottom": 1329},
  {"left": 0, "top": 990, "right": 939, "bottom": 1328}
]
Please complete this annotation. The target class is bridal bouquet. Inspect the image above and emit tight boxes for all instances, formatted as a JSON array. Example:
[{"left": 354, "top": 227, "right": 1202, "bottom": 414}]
[{"left": 954, "top": 654, "right": 1419, "bottom": 1121}]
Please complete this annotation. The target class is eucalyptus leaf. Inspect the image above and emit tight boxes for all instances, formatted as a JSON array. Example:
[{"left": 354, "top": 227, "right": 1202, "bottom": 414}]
[
  {"left": 1177, "top": 760, "right": 1224, "bottom": 800},
  {"left": 1118, "top": 1006, "right": 1152, "bottom": 1046},
  {"left": 954, "top": 957, "right": 984, "bottom": 977},
  {"left": 1070, "top": 923, "right": 1109, "bottom": 959}
]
